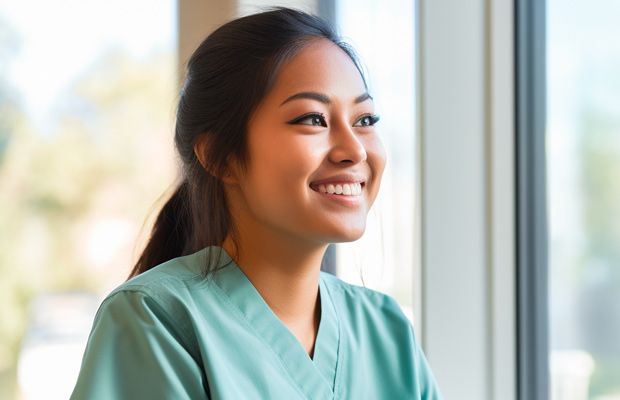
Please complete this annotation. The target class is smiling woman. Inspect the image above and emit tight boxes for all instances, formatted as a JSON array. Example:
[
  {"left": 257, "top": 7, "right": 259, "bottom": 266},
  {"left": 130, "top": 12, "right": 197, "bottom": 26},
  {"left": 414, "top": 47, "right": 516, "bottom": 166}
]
[
  {"left": 70, "top": 8, "right": 442, "bottom": 399},
  {"left": 219, "top": 39, "right": 385, "bottom": 251}
]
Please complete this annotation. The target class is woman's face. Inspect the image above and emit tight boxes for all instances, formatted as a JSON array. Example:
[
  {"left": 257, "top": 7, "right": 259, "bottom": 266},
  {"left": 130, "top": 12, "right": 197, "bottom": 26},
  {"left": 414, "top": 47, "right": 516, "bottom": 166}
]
[{"left": 228, "top": 39, "right": 386, "bottom": 246}]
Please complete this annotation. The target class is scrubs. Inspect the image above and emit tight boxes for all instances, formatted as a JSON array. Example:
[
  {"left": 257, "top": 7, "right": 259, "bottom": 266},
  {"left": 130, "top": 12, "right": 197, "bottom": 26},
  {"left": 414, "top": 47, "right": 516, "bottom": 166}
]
[{"left": 71, "top": 246, "right": 443, "bottom": 399}]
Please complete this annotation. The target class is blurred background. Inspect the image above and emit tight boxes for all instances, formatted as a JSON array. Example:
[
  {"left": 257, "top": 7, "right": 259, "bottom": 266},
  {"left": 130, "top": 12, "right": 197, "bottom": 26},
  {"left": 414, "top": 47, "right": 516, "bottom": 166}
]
[
  {"left": 0, "top": 0, "right": 178, "bottom": 398},
  {"left": 547, "top": 0, "right": 620, "bottom": 397},
  {"left": 0, "top": 0, "right": 618, "bottom": 399}
]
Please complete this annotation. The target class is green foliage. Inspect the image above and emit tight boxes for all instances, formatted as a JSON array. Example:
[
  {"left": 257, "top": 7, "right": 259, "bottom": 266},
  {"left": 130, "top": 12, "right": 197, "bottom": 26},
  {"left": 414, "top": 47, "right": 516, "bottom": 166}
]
[
  {"left": 0, "top": 47, "right": 177, "bottom": 399},
  {"left": 575, "top": 76, "right": 620, "bottom": 399},
  {"left": 589, "top": 354, "right": 620, "bottom": 399},
  {"left": 579, "top": 107, "right": 620, "bottom": 286},
  {"left": 0, "top": 16, "right": 22, "bottom": 165}
]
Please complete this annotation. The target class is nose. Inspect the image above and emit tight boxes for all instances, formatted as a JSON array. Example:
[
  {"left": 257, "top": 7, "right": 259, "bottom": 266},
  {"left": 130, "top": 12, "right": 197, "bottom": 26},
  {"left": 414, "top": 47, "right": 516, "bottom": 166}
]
[{"left": 328, "top": 122, "right": 367, "bottom": 165}]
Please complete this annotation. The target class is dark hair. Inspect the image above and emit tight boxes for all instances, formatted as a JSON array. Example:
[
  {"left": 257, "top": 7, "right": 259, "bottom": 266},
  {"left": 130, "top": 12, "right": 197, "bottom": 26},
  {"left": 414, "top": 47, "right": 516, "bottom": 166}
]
[{"left": 129, "top": 7, "right": 366, "bottom": 279}]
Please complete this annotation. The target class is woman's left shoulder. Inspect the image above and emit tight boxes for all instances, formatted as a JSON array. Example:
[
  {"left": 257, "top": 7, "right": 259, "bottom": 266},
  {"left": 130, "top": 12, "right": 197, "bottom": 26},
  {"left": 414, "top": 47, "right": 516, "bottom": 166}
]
[
  {"left": 319, "top": 271, "right": 411, "bottom": 327},
  {"left": 320, "top": 272, "right": 444, "bottom": 399}
]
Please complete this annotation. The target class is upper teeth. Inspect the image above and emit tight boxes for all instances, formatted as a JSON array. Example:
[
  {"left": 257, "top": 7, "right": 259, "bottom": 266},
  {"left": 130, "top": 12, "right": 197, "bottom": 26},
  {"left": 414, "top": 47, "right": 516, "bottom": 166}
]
[{"left": 317, "top": 183, "right": 363, "bottom": 196}]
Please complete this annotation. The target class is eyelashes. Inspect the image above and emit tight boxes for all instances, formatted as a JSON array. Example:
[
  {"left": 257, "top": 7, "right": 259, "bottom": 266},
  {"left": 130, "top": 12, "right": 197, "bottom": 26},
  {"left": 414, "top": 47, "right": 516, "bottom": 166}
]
[
  {"left": 286, "top": 112, "right": 327, "bottom": 127},
  {"left": 353, "top": 114, "right": 380, "bottom": 127},
  {"left": 286, "top": 112, "right": 380, "bottom": 128}
]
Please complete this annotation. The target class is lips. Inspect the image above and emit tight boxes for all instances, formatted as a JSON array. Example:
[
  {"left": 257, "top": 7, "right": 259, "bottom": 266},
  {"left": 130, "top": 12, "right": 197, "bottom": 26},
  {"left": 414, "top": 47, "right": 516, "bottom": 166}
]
[{"left": 310, "top": 172, "right": 366, "bottom": 187}]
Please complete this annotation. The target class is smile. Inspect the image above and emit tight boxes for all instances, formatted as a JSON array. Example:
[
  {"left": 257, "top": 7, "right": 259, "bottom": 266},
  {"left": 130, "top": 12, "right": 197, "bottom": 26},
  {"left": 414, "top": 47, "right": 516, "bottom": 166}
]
[{"left": 312, "top": 182, "right": 363, "bottom": 196}]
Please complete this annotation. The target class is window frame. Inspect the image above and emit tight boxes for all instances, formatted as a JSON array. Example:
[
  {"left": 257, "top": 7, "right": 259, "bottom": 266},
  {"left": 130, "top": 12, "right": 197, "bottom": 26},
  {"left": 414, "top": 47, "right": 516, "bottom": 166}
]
[
  {"left": 417, "top": 0, "right": 517, "bottom": 398},
  {"left": 515, "top": 0, "right": 549, "bottom": 399}
]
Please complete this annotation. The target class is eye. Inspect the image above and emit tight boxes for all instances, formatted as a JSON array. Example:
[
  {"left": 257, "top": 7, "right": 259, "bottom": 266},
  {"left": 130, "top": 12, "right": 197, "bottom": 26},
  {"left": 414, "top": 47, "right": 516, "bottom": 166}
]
[
  {"left": 353, "top": 114, "right": 380, "bottom": 127},
  {"left": 287, "top": 113, "right": 327, "bottom": 127}
]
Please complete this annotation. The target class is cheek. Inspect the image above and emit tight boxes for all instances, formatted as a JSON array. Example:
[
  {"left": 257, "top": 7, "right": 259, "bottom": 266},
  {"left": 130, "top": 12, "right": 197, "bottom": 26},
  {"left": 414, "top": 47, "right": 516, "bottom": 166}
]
[
  {"left": 246, "top": 134, "right": 323, "bottom": 194},
  {"left": 366, "top": 136, "right": 387, "bottom": 185}
]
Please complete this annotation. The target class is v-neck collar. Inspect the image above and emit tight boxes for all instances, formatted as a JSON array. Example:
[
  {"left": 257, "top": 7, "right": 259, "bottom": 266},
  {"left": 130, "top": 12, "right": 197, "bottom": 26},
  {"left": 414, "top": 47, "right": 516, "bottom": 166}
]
[{"left": 203, "top": 247, "right": 341, "bottom": 399}]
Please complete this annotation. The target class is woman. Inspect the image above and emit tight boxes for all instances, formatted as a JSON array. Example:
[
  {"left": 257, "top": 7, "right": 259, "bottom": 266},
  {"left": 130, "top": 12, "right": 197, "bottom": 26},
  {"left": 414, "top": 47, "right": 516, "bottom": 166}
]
[{"left": 71, "top": 8, "right": 442, "bottom": 399}]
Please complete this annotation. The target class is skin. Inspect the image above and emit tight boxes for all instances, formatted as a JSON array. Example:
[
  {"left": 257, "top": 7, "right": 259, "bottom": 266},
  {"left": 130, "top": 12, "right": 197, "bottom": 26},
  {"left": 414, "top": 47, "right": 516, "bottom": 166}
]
[{"left": 197, "top": 38, "right": 386, "bottom": 358}]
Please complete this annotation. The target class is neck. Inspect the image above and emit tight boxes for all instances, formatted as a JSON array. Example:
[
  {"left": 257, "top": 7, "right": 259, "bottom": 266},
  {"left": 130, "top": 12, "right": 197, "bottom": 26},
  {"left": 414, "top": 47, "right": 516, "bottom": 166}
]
[
  {"left": 222, "top": 233, "right": 326, "bottom": 324},
  {"left": 221, "top": 217, "right": 327, "bottom": 358}
]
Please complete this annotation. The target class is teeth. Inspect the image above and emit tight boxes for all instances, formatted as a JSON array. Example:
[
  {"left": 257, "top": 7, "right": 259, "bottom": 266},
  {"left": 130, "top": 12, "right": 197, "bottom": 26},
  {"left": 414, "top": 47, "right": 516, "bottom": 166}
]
[{"left": 315, "top": 182, "right": 363, "bottom": 196}]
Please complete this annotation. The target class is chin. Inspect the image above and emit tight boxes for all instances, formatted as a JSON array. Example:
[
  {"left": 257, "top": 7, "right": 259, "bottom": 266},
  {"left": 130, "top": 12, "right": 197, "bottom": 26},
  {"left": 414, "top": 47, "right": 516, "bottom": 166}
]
[{"left": 324, "top": 224, "right": 366, "bottom": 243}]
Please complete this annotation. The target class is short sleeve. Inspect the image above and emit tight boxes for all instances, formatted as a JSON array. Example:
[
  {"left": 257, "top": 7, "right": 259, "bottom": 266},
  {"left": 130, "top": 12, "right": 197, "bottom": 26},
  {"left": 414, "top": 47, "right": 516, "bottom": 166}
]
[
  {"left": 70, "top": 290, "right": 209, "bottom": 400},
  {"left": 411, "top": 324, "right": 444, "bottom": 400}
]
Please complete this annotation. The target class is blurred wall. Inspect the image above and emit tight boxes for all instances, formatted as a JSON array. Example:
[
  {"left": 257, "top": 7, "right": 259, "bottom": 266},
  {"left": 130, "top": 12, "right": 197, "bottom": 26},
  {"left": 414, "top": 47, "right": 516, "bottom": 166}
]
[
  {"left": 177, "top": 0, "right": 319, "bottom": 84},
  {"left": 178, "top": 0, "right": 237, "bottom": 83}
]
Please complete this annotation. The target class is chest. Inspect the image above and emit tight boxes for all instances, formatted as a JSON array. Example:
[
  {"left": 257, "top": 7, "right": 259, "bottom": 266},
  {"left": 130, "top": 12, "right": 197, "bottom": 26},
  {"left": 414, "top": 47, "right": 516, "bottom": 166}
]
[{"left": 189, "top": 298, "right": 419, "bottom": 399}]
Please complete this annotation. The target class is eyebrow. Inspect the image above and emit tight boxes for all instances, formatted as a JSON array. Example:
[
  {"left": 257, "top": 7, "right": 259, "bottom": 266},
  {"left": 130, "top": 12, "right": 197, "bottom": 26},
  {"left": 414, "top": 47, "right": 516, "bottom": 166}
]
[{"left": 279, "top": 91, "right": 373, "bottom": 107}]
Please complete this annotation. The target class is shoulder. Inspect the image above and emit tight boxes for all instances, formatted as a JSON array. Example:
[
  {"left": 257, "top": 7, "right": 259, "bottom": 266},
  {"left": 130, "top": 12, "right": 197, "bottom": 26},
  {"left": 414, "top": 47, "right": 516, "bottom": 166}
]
[
  {"left": 73, "top": 258, "right": 212, "bottom": 399},
  {"left": 103, "top": 246, "right": 233, "bottom": 308},
  {"left": 95, "top": 248, "right": 223, "bottom": 334},
  {"left": 320, "top": 271, "right": 404, "bottom": 310},
  {"left": 111, "top": 251, "right": 206, "bottom": 295},
  {"left": 319, "top": 271, "right": 411, "bottom": 329},
  {"left": 90, "top": 250, "right": 222, "bottom": 357}
]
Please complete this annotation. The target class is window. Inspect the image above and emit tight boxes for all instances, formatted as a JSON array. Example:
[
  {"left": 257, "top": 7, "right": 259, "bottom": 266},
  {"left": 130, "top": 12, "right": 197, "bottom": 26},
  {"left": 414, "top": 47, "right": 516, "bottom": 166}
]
[
  {"left": 0, "top": 1, "right": 177, "bottom": 398},
  {"left": 334, "top": 0, "right": 417, "bottom": 322},
  {"left": 547, "top": 0, "right": 620, "bottom": 398}
]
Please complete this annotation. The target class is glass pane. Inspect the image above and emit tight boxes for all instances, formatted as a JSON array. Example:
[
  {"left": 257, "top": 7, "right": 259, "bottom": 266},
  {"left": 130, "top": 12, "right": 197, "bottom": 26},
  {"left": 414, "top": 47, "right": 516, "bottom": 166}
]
[
  {"left": 335, "top": 0, "right": 416, "bottom": 321},
  {"left": 0, "top": 1, "right": 177, "bottom": 399},
  {"left": 548, "top": 1, "right": 620, "bottom": 398}
]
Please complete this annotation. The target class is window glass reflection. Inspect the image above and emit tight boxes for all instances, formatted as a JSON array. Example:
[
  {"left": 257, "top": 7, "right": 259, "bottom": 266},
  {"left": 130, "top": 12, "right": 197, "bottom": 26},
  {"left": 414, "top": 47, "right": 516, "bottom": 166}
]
[{"left": 548, "top": 1, "right": 620, "bottom": 398}]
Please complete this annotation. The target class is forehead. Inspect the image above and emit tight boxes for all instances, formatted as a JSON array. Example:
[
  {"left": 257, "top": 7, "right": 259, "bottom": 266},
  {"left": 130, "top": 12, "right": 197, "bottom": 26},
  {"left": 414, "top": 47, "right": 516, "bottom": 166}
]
[{"left": 266, "top": 38, "right": 367, "bottom": 103}]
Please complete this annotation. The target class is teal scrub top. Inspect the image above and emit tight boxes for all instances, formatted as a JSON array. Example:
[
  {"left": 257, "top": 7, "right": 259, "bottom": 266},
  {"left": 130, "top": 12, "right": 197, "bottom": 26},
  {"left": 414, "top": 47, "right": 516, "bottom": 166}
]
[{"left": 71, "top": 247, "right": 443, "bottom": 399}]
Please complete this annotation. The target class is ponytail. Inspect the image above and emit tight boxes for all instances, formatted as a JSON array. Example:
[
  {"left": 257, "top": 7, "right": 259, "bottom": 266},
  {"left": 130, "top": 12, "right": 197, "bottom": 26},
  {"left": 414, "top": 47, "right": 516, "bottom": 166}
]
[{"left": 128, "top": 181, "right": 194, "bottom": 279}]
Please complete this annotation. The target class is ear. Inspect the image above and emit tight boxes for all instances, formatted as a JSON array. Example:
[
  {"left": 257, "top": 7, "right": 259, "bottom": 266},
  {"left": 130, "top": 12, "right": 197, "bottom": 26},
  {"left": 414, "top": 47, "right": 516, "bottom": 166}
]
[
  {"left": 193, "top": 135, "right": 238, "bottom": 184},
  {"left": 193, "top": 135, "right": 210, "bottom": 170}
]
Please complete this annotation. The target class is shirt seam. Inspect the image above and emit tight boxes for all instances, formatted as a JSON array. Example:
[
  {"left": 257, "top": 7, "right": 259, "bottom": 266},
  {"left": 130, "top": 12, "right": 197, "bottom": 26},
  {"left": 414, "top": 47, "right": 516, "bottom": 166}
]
[
  {"left": 319, "top": 272, "right": 387, "bottom": 298},
  {"left": 320, "top": 276, "right": 344, "bottom": 399},
  {"left": 110, "top": 274, "right": 195, "bottom": 295},
  {"left": 105, "top": 287, "right": 203, "bottom": 363}
]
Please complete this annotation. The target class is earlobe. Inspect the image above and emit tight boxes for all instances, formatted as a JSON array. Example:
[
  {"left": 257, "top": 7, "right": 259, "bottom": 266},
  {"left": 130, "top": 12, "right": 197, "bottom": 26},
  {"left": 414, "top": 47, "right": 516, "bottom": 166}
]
[{"left": 222, "top": 168, "right": 239, "bottom": 184}]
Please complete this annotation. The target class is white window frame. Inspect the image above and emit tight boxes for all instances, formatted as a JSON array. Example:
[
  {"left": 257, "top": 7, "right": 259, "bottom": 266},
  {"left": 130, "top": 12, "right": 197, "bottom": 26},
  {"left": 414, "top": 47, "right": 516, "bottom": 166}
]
[{"left": 417, "top": 0, "right": 517, "bottom": 398}]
